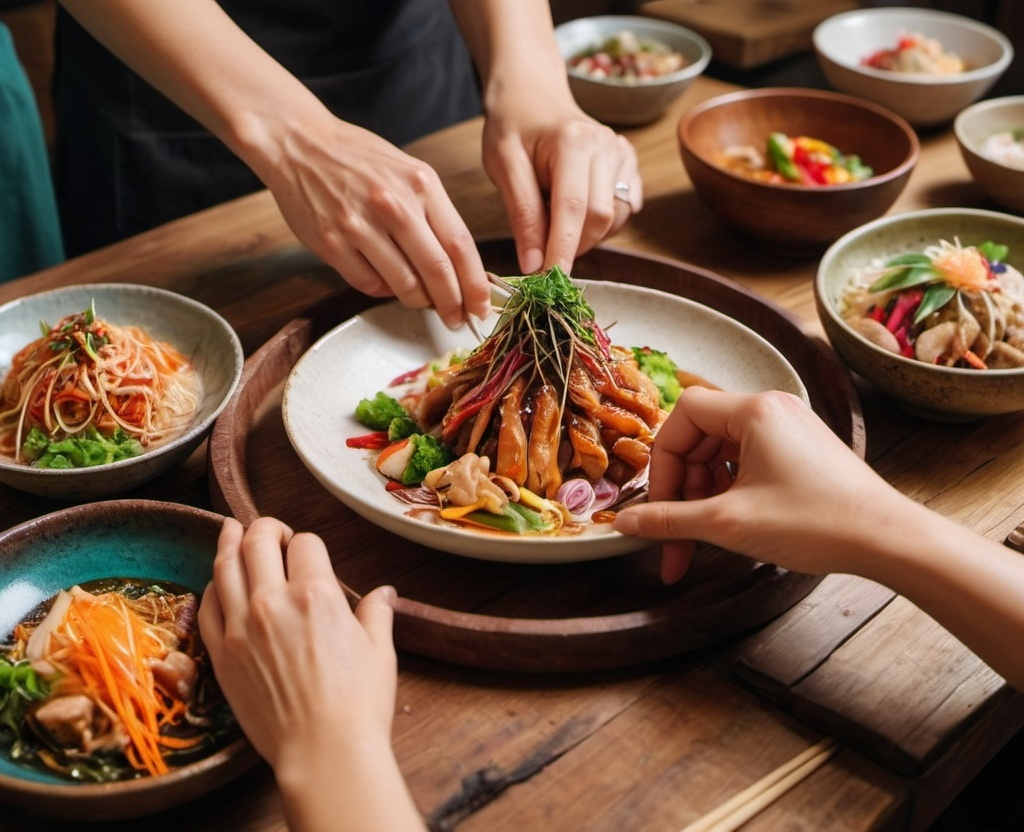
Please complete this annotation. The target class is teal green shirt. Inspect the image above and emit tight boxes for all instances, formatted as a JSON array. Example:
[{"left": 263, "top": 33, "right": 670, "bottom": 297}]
[{"left": 0, "top": 22, "right": 63, "bottom": 282}]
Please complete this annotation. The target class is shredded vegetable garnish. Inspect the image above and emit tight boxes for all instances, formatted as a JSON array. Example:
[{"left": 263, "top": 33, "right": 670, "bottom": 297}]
[
  {"left": 351, "top": 267, "right": 708, "bottom": 536},
  {"left": 0, "top": 304, "right": 200, "bottom": 466},
  {"left": 2, "top": 580, "right": 233, "bottom": 782},
  {"left": 841, "top": 239, "right": 1024, "bottom": 368}
]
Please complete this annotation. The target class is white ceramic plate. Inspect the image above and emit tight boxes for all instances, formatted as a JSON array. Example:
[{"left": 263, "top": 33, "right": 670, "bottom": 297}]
[{"left": 281, "top": 280, "right": 808, "bottom": 563}]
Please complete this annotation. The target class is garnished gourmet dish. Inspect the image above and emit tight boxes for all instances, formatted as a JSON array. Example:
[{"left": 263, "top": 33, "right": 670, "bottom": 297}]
[
  {"left": 0, "top": 578, "right": 236, "bottom": 782},
  {"left": 862, "top": 31, "right": 965, "bottom": 75},
  {"left": 840, "top": 239, "right": 1024, "bottom": 368},
  {"left": 346, "top": 267, "right": 711, "bottom": 537},
  {"left": 980, "top": 129, "right": 1024, "bottom": 171},
  {"left": 0, "top": 303, "right": 200, "bottom": 468},
  {"left": 719, "top": 133, "right": 872, "bottom": 186},
  {"left": 568, "top": 29, "right": 686, "bottom": 83}
]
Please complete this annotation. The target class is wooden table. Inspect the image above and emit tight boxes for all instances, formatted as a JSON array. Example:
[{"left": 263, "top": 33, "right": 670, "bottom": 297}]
[
  {"left": 640, "top": 0, "right": 860, "bottom": 70},
  {"left": 3, "top": 75, "right": 1024, "bottom": 832}
]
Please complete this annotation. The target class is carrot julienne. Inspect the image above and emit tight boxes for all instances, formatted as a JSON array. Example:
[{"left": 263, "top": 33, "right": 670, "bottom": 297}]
[{"left": 40, "top": 590, "right": 202, "bottom": 777}]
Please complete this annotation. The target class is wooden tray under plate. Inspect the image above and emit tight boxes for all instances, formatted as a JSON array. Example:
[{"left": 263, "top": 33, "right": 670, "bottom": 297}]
[{"left": 208, "top": 240, "right": 864, "bottom": 672}]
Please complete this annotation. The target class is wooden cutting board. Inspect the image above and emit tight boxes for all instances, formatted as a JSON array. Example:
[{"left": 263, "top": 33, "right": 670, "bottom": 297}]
[
  {"left": 640, "top": 0, "right": 862, "bottom": 69},
  {"left": 208, "top": 239, "right": 864, "bottom": 672}
]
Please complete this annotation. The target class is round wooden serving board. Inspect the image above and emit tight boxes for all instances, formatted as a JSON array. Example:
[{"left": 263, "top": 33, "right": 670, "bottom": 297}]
[{"left": 208, "top": 240, "right": 864, "bottom": 672}]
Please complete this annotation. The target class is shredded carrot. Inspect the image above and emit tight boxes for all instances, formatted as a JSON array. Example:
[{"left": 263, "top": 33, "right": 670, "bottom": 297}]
[{"left": 41, "top": 590, "right": 197, "bottom": 777}]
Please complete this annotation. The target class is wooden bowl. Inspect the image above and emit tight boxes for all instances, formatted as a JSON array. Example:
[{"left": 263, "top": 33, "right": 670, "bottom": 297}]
[{"left": 678, "top": 87, "right": 919, "bottom": 256}]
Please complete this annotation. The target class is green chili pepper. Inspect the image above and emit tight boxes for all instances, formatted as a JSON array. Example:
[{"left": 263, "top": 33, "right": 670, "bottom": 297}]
[{"left": 767, "top": 133, "right": 801, "bottom": 182}]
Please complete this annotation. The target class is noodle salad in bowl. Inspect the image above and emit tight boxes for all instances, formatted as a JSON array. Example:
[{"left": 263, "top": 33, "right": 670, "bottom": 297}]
[
  {"left": 283, "top": 266, "right": 809, "bottom": 562},
  {"left": 0, "top": 285, "right": 243, "bottom": 499}
]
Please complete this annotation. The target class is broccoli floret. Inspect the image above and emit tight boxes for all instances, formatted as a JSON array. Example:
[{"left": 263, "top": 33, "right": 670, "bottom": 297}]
[
  {"left": 355, "top": 392, "right": 408, "bottom": 430},
  {"left": 632, "top": 346, "right": 681, "bottom": 409},
  {"left": 402, "top": 434, "right": 454, "bottom": 486},
  {"left": 387, "top": 415, "right": 418, "bottom": 442}
]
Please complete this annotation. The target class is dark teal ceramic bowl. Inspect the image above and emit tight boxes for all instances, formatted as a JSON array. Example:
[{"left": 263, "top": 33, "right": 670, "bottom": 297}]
[{"left": 0, "top": 500, "right": 258, "bottom": 820}]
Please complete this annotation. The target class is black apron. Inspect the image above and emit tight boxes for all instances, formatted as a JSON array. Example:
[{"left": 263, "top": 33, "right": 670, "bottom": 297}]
[{"left": 53, "top": 0, "right": 481, "bottom": 257}]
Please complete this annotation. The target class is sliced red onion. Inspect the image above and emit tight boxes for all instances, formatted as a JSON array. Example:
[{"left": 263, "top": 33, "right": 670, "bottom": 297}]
[
  {"left": 590, "top": 478, "right": 621, "bottom": 511},
  {"left": 556, "top": 478, "right": 596, "bottom": 517}
]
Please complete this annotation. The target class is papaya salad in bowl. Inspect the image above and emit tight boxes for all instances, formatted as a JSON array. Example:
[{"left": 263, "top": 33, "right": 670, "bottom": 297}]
[
  {"left": 0, "top": 285, "right": 243, "bottom": 500},
  {"left": 282, "top": 266, "right": 809, "bottom": 563},
  {"left": 0, "top": 500, "right": 257, "bottom": 819},
  {"left": 815, "top": 208, "right": 1024, "bottom": 420}
]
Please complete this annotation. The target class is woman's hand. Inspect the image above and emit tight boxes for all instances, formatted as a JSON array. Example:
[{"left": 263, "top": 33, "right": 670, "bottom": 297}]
[
  {"left": 199, "top": 516, "right": 397, "bottom": 764},
  {"left": 246, "top": 114, "right": 494, "bottom": 330},
  {"left": 481, "top": 100, "right": 642, "bottom": 275},
  {"left": 613, "top": 388, "right": 899, "bottom": 583},
  {"left": 199, "top": 517, "right": 424, "bottom": 832}
]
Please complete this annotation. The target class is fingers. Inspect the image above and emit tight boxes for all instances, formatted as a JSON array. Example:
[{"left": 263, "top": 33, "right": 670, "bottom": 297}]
[
  {"left": 355, "top": 585, "right": 398, "bottom": 653},
  {"left": 544, "top": 132, "right": 642, "bottom": 269},
  {"left": 197, "top": 577, "right": 225, "bottom": 658},
  {"left": 614, "top": 500, "right": 706, "bottom": 584},
  {"left": 661, "top": 541, "right": 696, "bottom": 585},
  {"left": 239, "top": 516, "right": 294, "bottom": 591},
  {"left": 207, "top": 517, "right": 250, "bottom": 620},
  {"left": 486, "top": 135, "right": 550, "bottom": 275},
  {"left": 280, "top": 530, "right": 337, "bottom": 583}
]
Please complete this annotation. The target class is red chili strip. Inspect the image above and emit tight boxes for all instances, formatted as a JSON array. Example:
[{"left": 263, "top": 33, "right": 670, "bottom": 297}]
[{"left": 346, "top": 431, "right": 390, "bottom": 449}]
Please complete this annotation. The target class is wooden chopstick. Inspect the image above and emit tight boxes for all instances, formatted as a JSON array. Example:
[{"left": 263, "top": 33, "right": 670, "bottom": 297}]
[{"left": 678, "top": 737, "right": 840, "bottom": 832}]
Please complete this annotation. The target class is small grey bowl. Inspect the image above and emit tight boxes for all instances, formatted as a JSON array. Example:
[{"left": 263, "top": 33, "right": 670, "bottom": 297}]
[
  {"left": 0, "top": 284, "right": 243, "bottom": 499},
  {"left": 813, "top": 7, "right": 1012, "bottom": 128},
  {"left": 955, "top": 96, "right": 1024, "bottom": 215},
  {"left": 815, "top": 208, "right": 1024, "bottom": 421},
  {"left": 554, "top": 15, "right": 711, "bottom": 126}
]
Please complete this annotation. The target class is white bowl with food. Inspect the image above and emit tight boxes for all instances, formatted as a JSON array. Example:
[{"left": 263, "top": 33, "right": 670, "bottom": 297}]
[
  {"left": 955, "top": 95, "right": 1024, "bottom": 214},
  {"left": 0, "top": 284, "right": 243, "bottom": 500},
  {"left": 554, "top": 15, "right": 711, "bottom": 125},
  {"left": 815, "top": 208, "right": 1024, "bottom": 420},
  {"left": 813, "top": 7, "right": 1012, "bottom": 128}
]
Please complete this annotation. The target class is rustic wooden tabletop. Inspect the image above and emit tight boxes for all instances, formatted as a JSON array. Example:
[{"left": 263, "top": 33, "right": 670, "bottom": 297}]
[{"left": 3, "top": 75, "right": 1024, "bottom": 832}]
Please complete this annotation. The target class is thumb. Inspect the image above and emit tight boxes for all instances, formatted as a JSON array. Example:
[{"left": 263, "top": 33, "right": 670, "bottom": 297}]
[{"left": 355, "top": 585, "right": 397, "bottom": 650}]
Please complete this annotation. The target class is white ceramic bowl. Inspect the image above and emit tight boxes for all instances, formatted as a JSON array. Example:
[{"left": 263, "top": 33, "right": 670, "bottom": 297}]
[
  {"left": 0, "top": 285, "right": 243, "bottom": 499},
  {"left": 955, "top": 95, "right": 1024, "bottom": 215},
  {"left": 815, "top": 208, "right": 1024, "bottom": 420},
  {"left": 554, "top": 15, "right": 711, "bottom": 126},
  {"left": 813, "top": 7, "right": 1012, "bottom": 128}
]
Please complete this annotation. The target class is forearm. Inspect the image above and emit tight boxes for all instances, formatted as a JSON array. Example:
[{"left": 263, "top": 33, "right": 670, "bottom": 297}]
[
  {"left": 276, "top": 737, "right": 426, "bottom": 832},
  {"left": 851, "top": 492, "right": 1024, "bottom": 689},
  {"left": 57, "top": 0, "right": 330, "bottom": 178},
  {"left": 447, "top": 0, "right": 572, "bottom": 112}
]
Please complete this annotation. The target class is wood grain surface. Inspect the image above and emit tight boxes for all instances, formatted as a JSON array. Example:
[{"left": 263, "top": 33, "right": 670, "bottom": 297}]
[
  {"left": 640, "top": 0, "right": 861, "bottom": 69},
  {"left": 3, "top": 74, "right": 1024, "bottom": 831}
]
